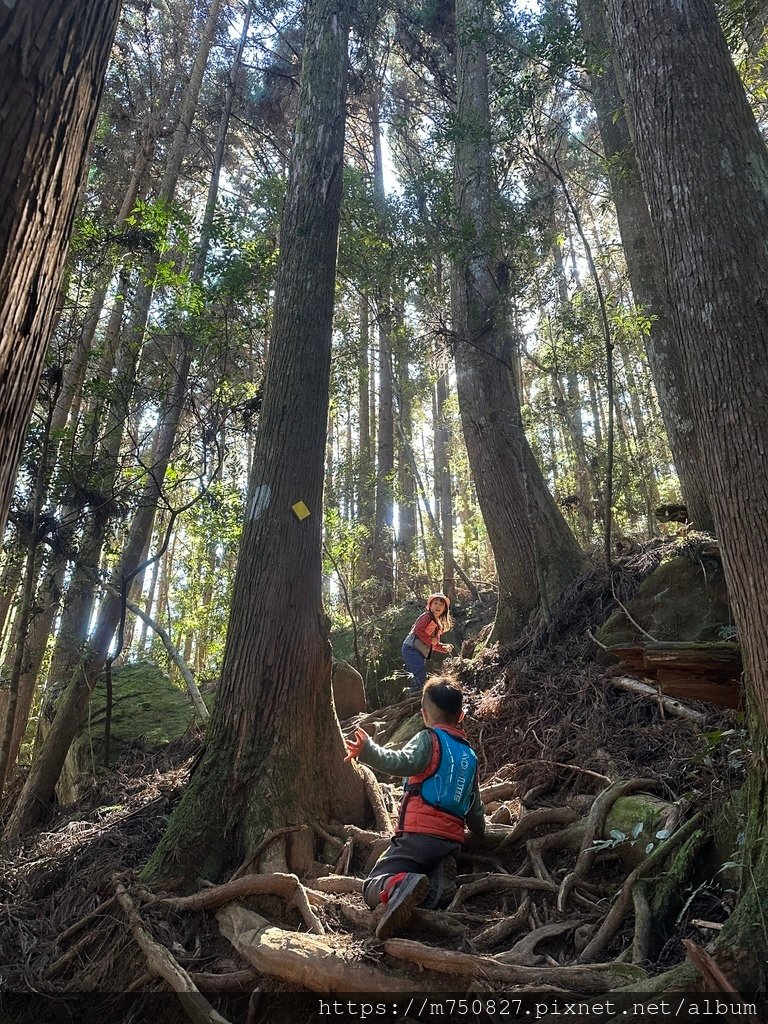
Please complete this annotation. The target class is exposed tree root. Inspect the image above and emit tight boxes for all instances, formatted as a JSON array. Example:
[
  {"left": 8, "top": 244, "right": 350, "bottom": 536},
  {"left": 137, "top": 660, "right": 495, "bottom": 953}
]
[
  {"left": 496, "top": 918, "right": 585, "bottom": 966},
  {"left": 114, "top": 879, "right": 233, "bottom": 1024},
  {"left": 160, "top": 871, "right": 324, "bottom": 934},
  {"left": 217, "top": 904, "right": 424, "bottom": 992},
  {"left": 229, "top": 825, "right": 302, "bottom": 881},
  {"left": 383, "top": 937, "right": 646, "bottom": 991},
  {"left": 448, "top": 872, "right": 558, "bottom": 910},
  {"left": 497, "top": 806, "right": 579, "bottom": 850},
  {"left": 189, "top": 969, "right": 258, "bottom": 993},
  {"left": 579, "top": 813, "right": 704, "bottom": 962},
  {"left": 558, "top": 778, "right": 662, "bottom": 911},
  {"left": 358, "top": 763, "right": 393, "bottom": 832},
  {"left": 470, "top": 897, "right": 531, "bottom": 951},
  {"left": 631, "top": 880, "right": 652, "bottom": 965},
  {"left": 57, "top": 895, "right": 117, "bottom": 945}
]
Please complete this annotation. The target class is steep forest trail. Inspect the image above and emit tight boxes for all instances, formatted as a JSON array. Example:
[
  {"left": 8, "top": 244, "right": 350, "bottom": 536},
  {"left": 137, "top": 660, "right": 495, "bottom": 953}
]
[{"left": 0, "top": 540, "right": 750, "bottom": 1022}]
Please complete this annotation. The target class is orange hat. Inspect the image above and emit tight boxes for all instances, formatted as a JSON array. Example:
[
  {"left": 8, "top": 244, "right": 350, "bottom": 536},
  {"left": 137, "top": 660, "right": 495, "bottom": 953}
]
[{"left": 426, "top": 593, "right": 451, "bottom": 609}]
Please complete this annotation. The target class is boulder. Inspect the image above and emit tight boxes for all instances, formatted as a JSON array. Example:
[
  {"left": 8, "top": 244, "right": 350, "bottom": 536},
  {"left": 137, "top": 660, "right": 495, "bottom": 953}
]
[
  {"left": 597, "top": 552, "right": 733, "bottom": 648},
  {"left": 39, "top": 661, "right": 195, "bottom": 804},
  {"left": 386, "top": 713, "right": 424, "bottom": 748},
  {"left": 332, "top": 660, "right": 367, "bottom": 720}
]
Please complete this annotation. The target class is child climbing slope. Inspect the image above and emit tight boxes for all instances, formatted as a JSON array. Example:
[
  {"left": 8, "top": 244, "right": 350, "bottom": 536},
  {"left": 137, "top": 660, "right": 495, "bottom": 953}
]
[
  {"left": 345, "top": 676, "right": 485, "bottom": 939},
  {"left": 402, "top": 593, "right": 454, "bottom": 694}
]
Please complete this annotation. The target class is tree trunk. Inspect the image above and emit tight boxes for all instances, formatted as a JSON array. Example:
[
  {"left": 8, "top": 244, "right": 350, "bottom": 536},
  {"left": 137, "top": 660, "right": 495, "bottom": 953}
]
[
  {"left": 141, "top": 0, "right": 365, "bottom": 887},
  {"left": 576, "top": 0, "right": 714, "bottom": 532},
  {"left": 0, "top": 546, "right": 24, "bottom": 654},
  {"left": 371, "top": 104, "right": 395, "bottom": 606},
  {"left": 608, "top": 0, "right": 768, "bottom": 973},
  {"left": 452, "top": 0, "right": 585, "bottom": 642},
  {"left": 4, "top": 341, "right": 195, "bottom": 837},
  {"left": 51, "top": 130, "right": 154, "bottom": 450},
  {"left": 396, "top": 332, "right": 418, "bottom": 593},
  {"left": 434, "top": 350, "right": 456, "bottom": 601},
  {"left": 0, "top": 1, "right": 122, "bottom": 538}
]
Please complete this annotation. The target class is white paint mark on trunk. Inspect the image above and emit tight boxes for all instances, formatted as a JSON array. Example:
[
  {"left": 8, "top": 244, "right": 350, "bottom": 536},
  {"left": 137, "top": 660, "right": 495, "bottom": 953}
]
[{"left": 249, "top": 484, "right": 271, "bottom": 521}]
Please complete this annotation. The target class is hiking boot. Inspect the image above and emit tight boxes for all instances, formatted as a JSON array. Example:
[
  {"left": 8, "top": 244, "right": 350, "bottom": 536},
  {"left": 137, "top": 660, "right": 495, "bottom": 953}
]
[
  {"left": 423, "top": 855, "right": 458, "bottom": 910},
  {"left": 375, "top": 873, "right": 430, "bottom": 940}
]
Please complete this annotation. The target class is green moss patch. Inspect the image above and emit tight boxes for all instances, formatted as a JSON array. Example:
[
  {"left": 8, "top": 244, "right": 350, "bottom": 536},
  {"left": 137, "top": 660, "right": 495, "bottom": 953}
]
[
  {"left": 55, "top": 661, "right": 195, "bottom": 803},
  {"left": 597, "top": 554, "right": 733, "bottom": 648}
]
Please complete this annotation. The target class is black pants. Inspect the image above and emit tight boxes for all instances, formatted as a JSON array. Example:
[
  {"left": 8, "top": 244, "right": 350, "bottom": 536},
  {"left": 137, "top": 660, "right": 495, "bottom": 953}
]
[{"left": 362, "top": 832, "right": 461, "bottom": 908}]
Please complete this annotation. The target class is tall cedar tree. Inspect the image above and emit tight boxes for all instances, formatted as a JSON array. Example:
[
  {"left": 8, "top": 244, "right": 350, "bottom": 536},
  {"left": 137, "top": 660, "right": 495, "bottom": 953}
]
[
  {"left": 452, "top": 0, "right": 586, "bottom": 642},
  {"left": 576, "top": 0, "right": 714, "bottom": 532},
  {"left": 143, "top": 0, "right": 365, "bottom": 886},
  {"left": 0, "top": 2, "right": 122, "bottom": 536},
  {"left": 609, "top": 0, "right": 768, "bottom": 976}
]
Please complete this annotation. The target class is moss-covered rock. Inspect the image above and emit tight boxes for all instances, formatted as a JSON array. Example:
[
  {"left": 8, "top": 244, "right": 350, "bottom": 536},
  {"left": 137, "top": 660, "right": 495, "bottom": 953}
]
[
  {"left": 386, "top": 713, "right": 425, "bottom": 748},
  {"left": 604, "top": 793, "right": 671, "bottom": 869},
  {"left": 597, "top": 553, "right": 733, "bottom": 648},
  {"left": 42, "top": 661, "right": 195, "bottom": 804}
]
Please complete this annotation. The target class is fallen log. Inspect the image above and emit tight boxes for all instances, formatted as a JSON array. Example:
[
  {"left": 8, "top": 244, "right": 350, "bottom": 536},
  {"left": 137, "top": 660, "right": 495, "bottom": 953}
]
[{"left": 607, "top": 676, "right": 708, "bottom": 725}]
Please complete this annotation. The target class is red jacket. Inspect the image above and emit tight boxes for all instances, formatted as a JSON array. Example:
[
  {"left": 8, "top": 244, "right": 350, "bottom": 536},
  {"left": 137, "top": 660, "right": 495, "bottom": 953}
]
[{"left": 412, "top": 610, "right": 451, "bottom": 654}]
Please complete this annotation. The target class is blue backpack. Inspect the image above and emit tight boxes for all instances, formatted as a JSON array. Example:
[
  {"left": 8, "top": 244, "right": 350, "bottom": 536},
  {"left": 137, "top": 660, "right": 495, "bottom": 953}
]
[{"left": 406, "top": 728, "right": 478, "bottom": 819}]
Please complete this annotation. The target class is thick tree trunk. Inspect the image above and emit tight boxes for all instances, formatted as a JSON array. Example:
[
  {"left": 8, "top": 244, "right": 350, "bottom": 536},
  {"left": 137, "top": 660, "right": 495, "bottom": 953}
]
[
  {"left": 452, "top": 0, "right": 585, "bottom": 642},
  {"left": 0, "top": 1, "right": 122, "bottom": 538},
  {"left": 141, "top": 0, "right": 364, "bottom": 887},
  {"left": 577, "top": 0, "right": 714, "bottom": 532},
  {"left": 608, "top": 0, "right": 768, "bottom": 972}
]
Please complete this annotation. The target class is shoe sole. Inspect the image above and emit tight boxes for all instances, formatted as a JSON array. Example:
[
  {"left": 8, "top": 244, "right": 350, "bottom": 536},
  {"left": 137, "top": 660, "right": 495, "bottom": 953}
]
[{"left": 375, "top": 875, "right": 430, "bottom": 940}]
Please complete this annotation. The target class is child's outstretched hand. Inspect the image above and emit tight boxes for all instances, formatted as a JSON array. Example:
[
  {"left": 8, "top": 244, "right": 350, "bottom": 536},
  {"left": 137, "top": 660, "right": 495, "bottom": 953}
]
[{"left": 344, "top": 728, "right": 369, "bottom": 762}]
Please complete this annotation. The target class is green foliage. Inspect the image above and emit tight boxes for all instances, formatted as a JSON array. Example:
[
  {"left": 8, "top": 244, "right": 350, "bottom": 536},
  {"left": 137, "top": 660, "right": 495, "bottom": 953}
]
[{"left": 591, "top": 820, "right": 670, "bottom": 856}]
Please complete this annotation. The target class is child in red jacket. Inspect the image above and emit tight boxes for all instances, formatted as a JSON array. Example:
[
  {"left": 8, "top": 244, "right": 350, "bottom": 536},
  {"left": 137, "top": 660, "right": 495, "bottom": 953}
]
[
  {"left": 402, "top": 593, "right": 454, "bottom": 694},
  {"left": 345, "top": 677, "right": 485, "bottom": 939}
]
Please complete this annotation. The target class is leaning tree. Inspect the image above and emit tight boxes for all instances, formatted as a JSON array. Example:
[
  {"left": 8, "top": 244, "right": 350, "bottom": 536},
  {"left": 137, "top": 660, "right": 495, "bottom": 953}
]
[
  {"left": 143, "top": 0, "right": 366, "bottom": 886},
  {"left": 609, "top": 0, "right": 768, "bottom": 980},
  {"left": 0, "top": 1, "right": 122, "bottom": 536}
]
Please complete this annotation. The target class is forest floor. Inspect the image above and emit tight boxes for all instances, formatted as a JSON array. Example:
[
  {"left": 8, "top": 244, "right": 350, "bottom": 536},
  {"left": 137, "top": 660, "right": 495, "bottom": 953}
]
[{"left": 0, "top": 540, "right": 750, "bottom": 1023}]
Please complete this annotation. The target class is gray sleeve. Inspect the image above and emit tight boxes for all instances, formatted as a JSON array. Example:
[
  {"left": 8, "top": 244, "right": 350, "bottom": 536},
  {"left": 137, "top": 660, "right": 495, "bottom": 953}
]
[{"left": 357, "top": 729, "right": 432, "bottom": 778}]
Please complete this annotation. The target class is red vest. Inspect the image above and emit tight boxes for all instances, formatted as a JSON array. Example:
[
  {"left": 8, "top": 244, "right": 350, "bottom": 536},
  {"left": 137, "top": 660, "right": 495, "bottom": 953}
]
[{"left": 397, "top": 725, "right": 467, "bottom": 842}]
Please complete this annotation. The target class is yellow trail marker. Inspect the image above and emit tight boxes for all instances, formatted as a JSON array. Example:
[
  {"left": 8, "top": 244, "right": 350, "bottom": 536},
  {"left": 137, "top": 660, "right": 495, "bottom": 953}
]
[{"left": 292, "top": 500, "right": 311, "bottom": 521}]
